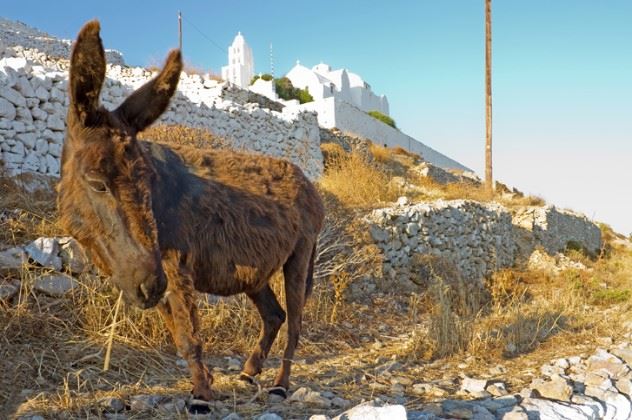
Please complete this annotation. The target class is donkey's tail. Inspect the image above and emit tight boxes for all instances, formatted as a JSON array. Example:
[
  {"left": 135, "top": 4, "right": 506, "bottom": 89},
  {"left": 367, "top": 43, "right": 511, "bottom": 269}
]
[{"left": 305, "top": 244, "right": 317, "bottom": 300}]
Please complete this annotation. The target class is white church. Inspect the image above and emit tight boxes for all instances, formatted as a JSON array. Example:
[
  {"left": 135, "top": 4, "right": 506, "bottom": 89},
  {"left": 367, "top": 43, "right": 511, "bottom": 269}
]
[
  {"left": 221, "top": 32, "right": 254, "bottom": 88},
  {"left": 220, "top": 33, "right": 470, "bottom": 172},
  {"left": 284, "top": 61, "right": 389, "bottom": 115},
  {"left": 221, "top": 33, "right": 390, "bottom": 116}
]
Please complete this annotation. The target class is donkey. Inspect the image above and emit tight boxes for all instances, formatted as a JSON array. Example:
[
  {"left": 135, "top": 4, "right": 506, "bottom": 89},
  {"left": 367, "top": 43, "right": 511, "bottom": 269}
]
[{"left": 57, "top": 20, "right": 324, "bottom": 403}]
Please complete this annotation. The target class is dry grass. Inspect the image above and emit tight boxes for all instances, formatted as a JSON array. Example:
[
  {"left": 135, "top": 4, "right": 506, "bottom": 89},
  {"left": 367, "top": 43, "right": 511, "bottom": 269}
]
[
  {"left": 138, "top": 124, "right": 231, "bottom": 150},
  {"left": 409, "top": 246, "right": 632, "bottom": 364},
  {"left": 319, "top": 148, "right": 399, "bottom": 208},
  {"left": 0, "top": 172, "right": 61, "bottom": 246}
]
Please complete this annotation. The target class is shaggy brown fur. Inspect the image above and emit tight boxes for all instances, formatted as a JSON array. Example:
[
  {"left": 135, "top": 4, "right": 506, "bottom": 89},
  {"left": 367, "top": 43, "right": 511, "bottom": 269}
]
[{"left": 57, "top": 20, "right": 324, "bottom": 403}]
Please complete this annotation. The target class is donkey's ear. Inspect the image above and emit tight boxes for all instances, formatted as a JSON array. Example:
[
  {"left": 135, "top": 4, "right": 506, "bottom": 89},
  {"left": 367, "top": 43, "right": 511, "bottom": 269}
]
[
  {"left": 114, "top": 49, "right": 182, "bottom": 133},
  {"left": 69, "top": 20, "right": 106, "bottom": 126}
]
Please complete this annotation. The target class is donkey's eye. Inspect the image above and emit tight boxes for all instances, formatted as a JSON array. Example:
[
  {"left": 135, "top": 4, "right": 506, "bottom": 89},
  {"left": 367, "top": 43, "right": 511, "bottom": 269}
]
[
  {"left": 85, "top": 173, "right": 109, "bottom": 193},
  {"left": 88, "top": 180, "right": 109, "bottom": 193}
]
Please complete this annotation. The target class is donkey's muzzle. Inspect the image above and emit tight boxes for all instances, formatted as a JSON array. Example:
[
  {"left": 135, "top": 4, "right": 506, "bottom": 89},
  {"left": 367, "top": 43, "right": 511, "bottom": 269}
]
[{"left": 135, "top": 272, "right": 167, "bottom": 309}]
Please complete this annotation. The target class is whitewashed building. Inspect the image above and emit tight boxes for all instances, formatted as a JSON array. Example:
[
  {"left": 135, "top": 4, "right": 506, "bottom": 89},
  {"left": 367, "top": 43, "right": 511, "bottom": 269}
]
[
  {"left": 285, "top": 61, "right": 389, "bottom": 115},
  {"left": 221, "top": 32, "right": 254, "bottom": 88}
]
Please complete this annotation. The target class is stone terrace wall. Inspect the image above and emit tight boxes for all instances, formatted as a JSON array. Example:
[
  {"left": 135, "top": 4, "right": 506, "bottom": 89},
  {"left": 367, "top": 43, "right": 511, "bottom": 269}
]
[
  {"left": 0, "top": 57, "right": 323, "bottom": 180},
  {"left": 513, "top": 206, "right": 602, "bottom": 255},
  {"left": 366, "top": 199, "right": 515, "bottom": 284},
  {"left": 366, "top": 199, "right": 603, "bottom": 285}
]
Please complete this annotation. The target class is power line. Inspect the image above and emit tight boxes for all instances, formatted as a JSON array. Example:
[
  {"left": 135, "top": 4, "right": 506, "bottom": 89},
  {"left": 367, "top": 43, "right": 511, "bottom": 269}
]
[{"left": 180, "top": 14, "right": 226, "bottom": 54}]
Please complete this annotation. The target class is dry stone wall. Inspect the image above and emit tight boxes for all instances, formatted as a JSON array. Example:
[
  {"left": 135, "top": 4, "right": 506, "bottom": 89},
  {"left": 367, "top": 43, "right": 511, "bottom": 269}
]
[
  {"left": 366, "top": 199, "right": 516, "bottom": 284},
  {"left": 513, "top": 206, "right": 602, "bottom": 255},
  {"left": 366, "top": 199, "right": 602, "bottom": 285}
]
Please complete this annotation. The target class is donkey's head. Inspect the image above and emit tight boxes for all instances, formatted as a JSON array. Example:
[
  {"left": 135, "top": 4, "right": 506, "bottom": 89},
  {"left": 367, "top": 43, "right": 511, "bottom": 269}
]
[{"left": 58, "top": 20, "right": 182, "bottom": 309}]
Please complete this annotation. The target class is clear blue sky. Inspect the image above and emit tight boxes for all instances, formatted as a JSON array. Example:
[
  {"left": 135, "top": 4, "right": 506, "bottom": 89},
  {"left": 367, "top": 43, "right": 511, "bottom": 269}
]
[{"left": 4, "top": 1, "right": 632, "bottom": 234}]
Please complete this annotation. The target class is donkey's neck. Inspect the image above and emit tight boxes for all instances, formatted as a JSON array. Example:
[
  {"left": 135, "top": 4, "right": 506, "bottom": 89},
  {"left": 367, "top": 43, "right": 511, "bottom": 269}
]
[{"left": 142, "top": 141, "right": 210, "bottom": 250}]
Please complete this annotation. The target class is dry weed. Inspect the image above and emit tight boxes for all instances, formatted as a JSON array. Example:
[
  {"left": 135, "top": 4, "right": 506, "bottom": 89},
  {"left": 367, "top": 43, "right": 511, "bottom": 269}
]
[
  {"left": 138, "top": 124, "right": 231, "bottom": 150},
  {"left": 319, "top": 150, "right": 399, "bottom": 208}
]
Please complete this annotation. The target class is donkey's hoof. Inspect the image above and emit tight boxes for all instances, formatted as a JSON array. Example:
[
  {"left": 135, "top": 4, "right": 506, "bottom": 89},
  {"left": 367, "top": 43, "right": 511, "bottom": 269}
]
[
  {"left": 187, "top": 395, "right": 211, "bottom": 414},
  {"left": 239, "top": 372, "right": 257, "bottom": 385},
  {"left": 187, "top": 400, "right": 211, "bottom": 415},
  {"left": 268, "top": 386, "right": 288, "bottom": 401}
]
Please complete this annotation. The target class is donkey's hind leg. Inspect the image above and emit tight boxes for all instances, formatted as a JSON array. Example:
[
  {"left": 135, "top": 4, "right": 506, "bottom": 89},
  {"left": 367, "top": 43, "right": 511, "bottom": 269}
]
[
  {"left": 240, "top": 284, "right": 286, "bottom": 382},
  {"left": 271, "top": 240, "right": 314, "bottom": 397}
]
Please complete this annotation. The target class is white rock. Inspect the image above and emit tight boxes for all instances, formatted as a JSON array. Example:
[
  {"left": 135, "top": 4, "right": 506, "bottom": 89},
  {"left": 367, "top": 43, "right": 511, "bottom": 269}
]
[
  {"left": 333, "top": 402, "right": 406, "bottom": 420},
  {"left": 17, "top": 132, "right": 36, "bottom": 149},
  {"left": 0, "top": 247, "right": 27, "bottom": 270},
  {"left": 23, "top": 151, "right": 40, "bottom": 171},
  {"left": 129, "top": 394, "right": 163, "bottom": 411},
  {"left": 0, "top": 86, "right": 27, "bottom": 107},
  {"left": 33, "top": 273, "right": 79, "bottom": 297},
  {"left": 0, "top": 56, "right": 30, "bottom": 72},
  {"left": 0, "top": 281, "right": 20, "bottom": 300},
  {"left": 48, "top": 143, "right": 62, "bottom": 157},
  {"left": 461, "top": 377, "right": 489, "bottom": 394},
  {"left": 289, "top": 387, "right": 331, "bottom": 408},
  {"left": 520, "top": 397, "right": 600, "bottom": 419},
  {"left": 254, "top": 413, "right": 283, "bottom": 420},
  {"left": 46, "top": 154, "right": 60, "bottom": 175},
  {"left": 585, "top": 386, "right": 632, "bottom": 420},
  {"left": 0, "top": 97, "right": 16, "bottom": 120},
  {"left": 35, "top": 138, "right": 48, "bottom": 154},
  {"left": 10, "top": 141, "right": 25, "bottom": 157},
  {"left": 24, "top": 237, "right": 62, "bottom": 271},
  {"left": 35, "top": 86, "right": 49, "bottom": 101},
  {"left": 31, "top": 107, "right": 47, "bottom": 120},
  {"left": 0, "top": 66, "right": 18, "bottom": 87},
  {"left": 16, "top": 76, "right": 36, "bottom": 98},
  {"left": 2, "top": 151, "right": 23, "bottom": 164},
  {"left": 16, "top": 106, "right": 33, "bottom": 122},
  {"left": 47, "top": 115, "right": 65, "bottom": 131}
]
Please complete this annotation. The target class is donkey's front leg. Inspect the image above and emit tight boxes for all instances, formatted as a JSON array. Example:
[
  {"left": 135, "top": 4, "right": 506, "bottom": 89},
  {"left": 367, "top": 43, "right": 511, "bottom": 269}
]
[
  {"left": 158, "top": 294, "right": 213, "bottom": 401},
  {"left": 157, "top": 253, "right": 213, "bottom": 402}
]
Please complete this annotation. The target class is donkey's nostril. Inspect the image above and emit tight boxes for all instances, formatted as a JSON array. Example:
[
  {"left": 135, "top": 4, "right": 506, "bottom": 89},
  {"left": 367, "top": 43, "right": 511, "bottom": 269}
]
[{"left": 139, "top": 282, "right": 151, "bottom": 300}]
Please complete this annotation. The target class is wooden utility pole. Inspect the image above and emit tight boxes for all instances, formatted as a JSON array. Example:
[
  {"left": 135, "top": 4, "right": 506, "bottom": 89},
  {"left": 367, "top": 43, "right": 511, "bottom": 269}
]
[
  {"left": 485, "top": 0, "right": 493, "bottom": 196},
  {"left": 178, "top": 11, "right": 183, "bottom": 50}
]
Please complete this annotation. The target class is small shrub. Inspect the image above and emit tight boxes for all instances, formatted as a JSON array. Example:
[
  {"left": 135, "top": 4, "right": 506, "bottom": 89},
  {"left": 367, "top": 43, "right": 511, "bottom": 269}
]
[
  {"left": 250, "top": 73, "right": 273, "bottom": 85},
  {"left": 274, "top": 77, "right": 313, "bottom": 104},
  {"left": 565, "top": 240, "right": 597, "bottom": 261},
  {"left": 368, "top": 110, "right": 396, "bottom": 128},
  {"left": 592, "top": 289, "right": 631, "bottom": 305},
  {"left": 296, "top": 88, "right": 314, "bottom": 104}
]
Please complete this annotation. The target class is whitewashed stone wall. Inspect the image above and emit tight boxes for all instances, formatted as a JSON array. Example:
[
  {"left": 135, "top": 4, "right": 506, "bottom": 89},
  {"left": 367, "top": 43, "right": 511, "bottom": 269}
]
[
  {"left": 0, "top": 17, "right": 124, "bottom": 68},
  {"left": 300, "top": 96, "right": 469, "bottom": 172},
  {"left": 366, "top": 199, "right": 515, "bottom": 283},
  {"left": 0, "top": 54, "right": 323, "bottom": 180},
  {"left": 513, "top": 206, "right": 602, "bottom": 255}
]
